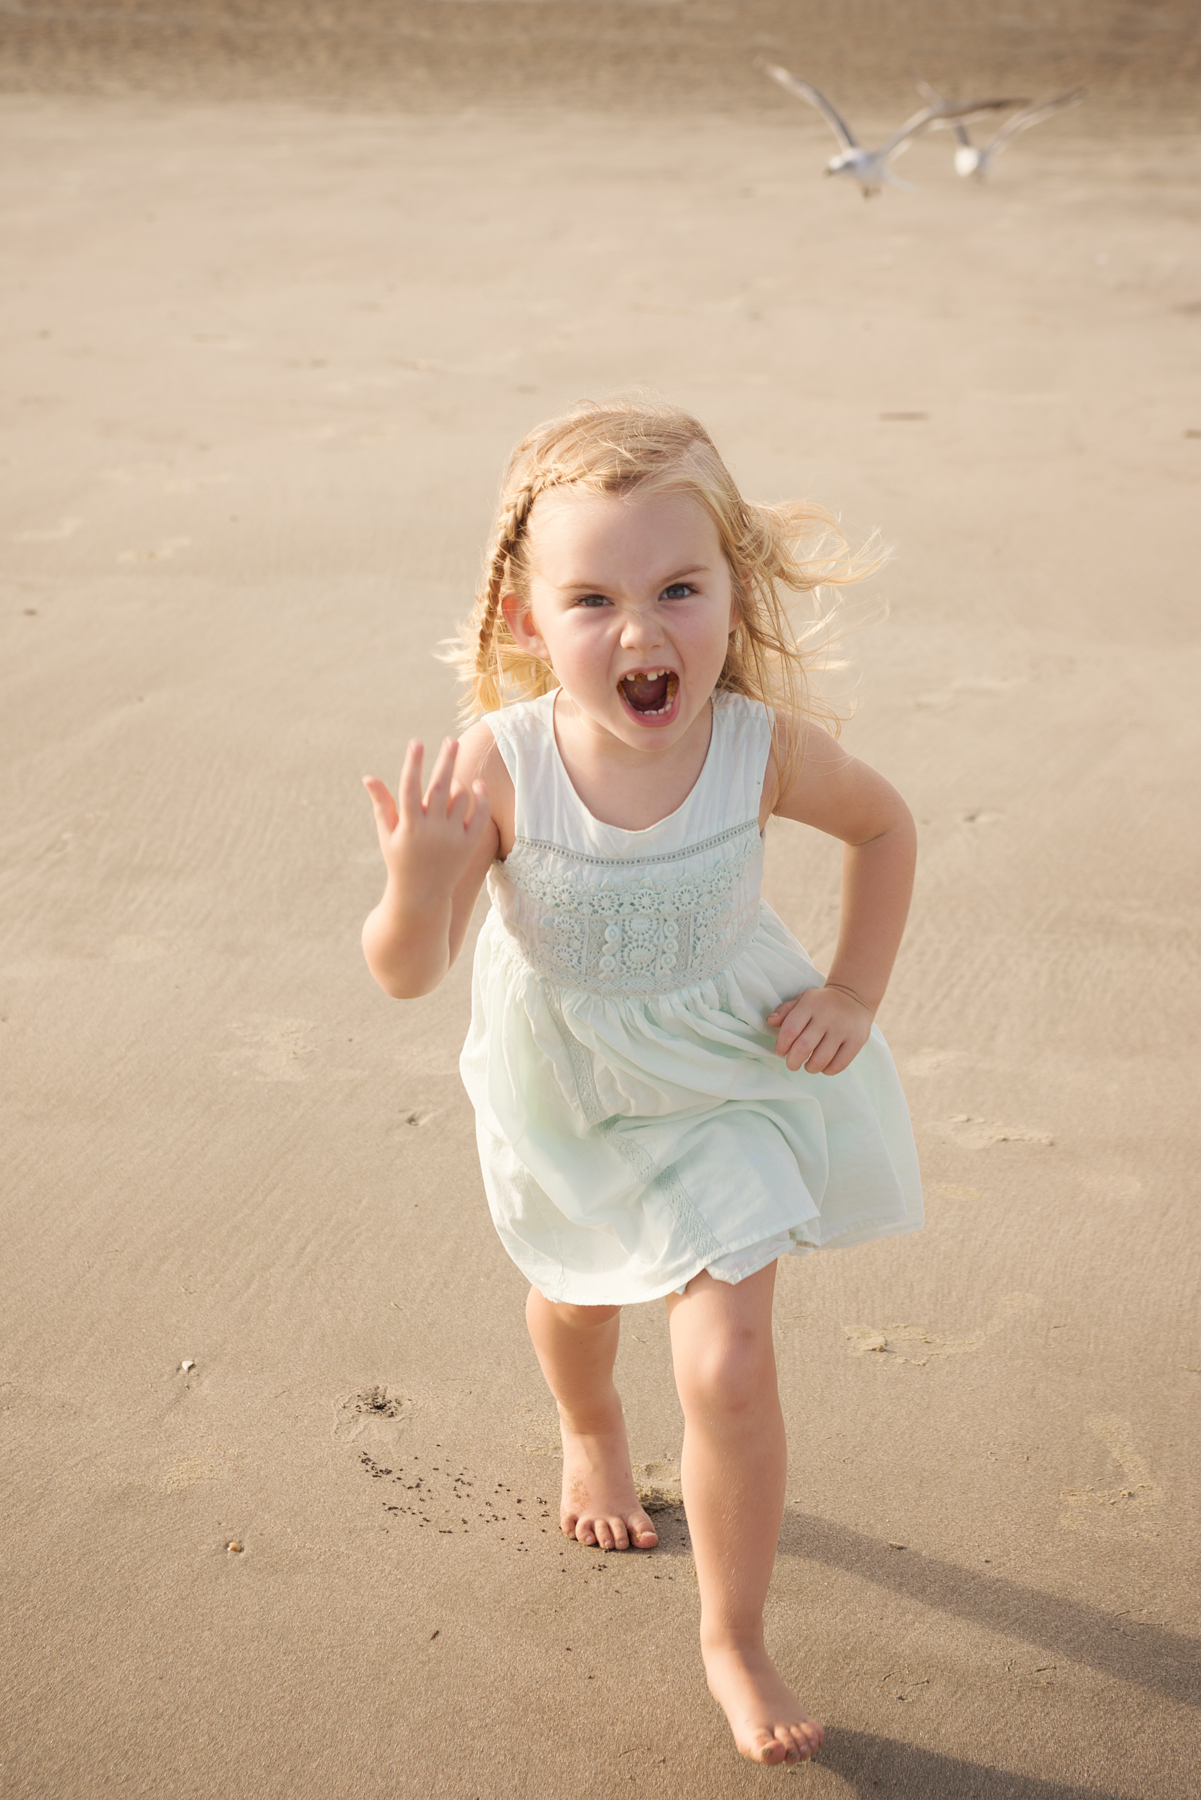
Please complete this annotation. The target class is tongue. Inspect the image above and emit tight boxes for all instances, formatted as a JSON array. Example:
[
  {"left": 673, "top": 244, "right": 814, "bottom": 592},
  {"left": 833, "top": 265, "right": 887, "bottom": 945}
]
[{"left": 623, "top": 672, "right": 670, "bottom": 713}]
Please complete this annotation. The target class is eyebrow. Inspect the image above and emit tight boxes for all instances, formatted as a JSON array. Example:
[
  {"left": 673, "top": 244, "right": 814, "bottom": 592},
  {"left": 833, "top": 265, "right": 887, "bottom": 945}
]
[{"left": 551, "top": 562, "right": 712, "bottom": 593}]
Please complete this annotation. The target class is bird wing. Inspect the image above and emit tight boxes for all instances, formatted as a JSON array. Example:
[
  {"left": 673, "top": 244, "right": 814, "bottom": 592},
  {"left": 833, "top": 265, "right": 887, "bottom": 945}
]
[
  {"left": 914, "top": 79, "right": 974, "bottom": 147},
  {"left": 987, "top": 87, "right": 1087, "bottom": 151},
  {"left": 885, "top": 96, "right": 1023, "bottom": 159},
  {"left": 763, "top": 66, "right": 858, "bottom": 149},
  {"left": 913, "top": 77, "right": 946, "bottom": 107},
  {"left": 878, "top": 105, "right": 944, "bottom": 159}
]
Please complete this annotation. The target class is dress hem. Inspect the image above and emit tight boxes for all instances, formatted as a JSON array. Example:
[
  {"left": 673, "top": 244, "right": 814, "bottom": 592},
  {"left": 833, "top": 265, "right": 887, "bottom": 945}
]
[{"left": 518, "top": 1211, "right": 923, "bottom": 1309}]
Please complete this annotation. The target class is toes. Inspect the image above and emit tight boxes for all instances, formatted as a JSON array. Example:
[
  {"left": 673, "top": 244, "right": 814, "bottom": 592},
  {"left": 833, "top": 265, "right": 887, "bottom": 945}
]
[
  {"left": 564, "top": 1503, "right": 658, "bottom": 1552},
  {"left": 629, "top": 1508, "right": 658, "bottom": 1547},
  {"left": 570, "top": 1514, "right": 653, "bottom": 1552},
  {"left": 785, "top": 1723, "right": 822, "bottom": 1762},
  {"left": 747, "top": 1722, "right": 822, "bottom": 1767}
]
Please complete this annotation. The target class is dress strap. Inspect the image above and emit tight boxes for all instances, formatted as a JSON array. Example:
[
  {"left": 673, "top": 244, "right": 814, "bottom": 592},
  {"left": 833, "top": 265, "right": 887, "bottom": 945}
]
[
  {"left": 707, "top": 692, "right": 774, "bottom": 826},
  {"left": 481, "top": 691, "right": 561, "bottom": 842}
]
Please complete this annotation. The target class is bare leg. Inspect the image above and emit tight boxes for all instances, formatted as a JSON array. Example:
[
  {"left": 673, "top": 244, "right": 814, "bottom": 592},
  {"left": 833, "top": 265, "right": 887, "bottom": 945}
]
[
  {"left": 666, "top": 1265, "right": 824, "bottom": 1766},
  {"left": 525, "top": 1288, "right": 658, "bottom": 1552}
]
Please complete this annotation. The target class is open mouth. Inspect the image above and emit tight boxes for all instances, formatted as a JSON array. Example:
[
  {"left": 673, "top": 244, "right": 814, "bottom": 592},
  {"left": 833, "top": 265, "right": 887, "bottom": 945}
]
[{"left": 618, "top": 668, "right": 679, "bottom": 717}]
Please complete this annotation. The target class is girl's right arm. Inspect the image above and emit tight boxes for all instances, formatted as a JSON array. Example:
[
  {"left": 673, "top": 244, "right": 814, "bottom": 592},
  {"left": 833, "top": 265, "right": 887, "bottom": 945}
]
[{"left": 361, "top": 723, "right": 508, "bottom": 998}]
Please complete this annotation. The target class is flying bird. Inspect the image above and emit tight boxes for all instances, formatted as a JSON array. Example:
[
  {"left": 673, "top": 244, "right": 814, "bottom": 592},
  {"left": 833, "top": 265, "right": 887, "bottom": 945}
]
[
  {"left": 916, "top": 80, "right": 1087, "bottom": 180},
  {"left": 762, "top": 64, "right": 1020, "bottom": 198}
]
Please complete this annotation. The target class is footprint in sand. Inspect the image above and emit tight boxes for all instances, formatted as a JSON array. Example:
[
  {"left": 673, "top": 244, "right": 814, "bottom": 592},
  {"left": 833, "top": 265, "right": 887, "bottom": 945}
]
[
  {"left": 1059, "top": 1414, "right": 1163, "bottom": 1539},
  {"left": 633, "top": 1460, "right": 683, "bottom": 1512},
  {"left": 332, "top": 1385, "right": 414, "bottom": 1448},
  {"left": 845, "top": 1291, "right": 1042, "bottom": 1367},
  {"left": 928, "top": 1115, "right": 1053, "bottom": 1150},
  {"left": 215, "top": 1017, "right": 314, "bottom": 1082}
]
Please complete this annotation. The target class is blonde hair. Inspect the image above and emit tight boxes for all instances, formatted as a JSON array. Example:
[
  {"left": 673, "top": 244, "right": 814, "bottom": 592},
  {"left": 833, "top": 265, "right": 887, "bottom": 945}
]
[{"left": 452, "top": 396, "right": 880, "bottom": 771}]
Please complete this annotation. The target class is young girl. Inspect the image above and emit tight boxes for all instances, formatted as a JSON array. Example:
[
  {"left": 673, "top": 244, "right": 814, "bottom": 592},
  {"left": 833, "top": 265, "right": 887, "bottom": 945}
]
[{"left": 362, "top": 398, "right": 922, "bottom": 1769}]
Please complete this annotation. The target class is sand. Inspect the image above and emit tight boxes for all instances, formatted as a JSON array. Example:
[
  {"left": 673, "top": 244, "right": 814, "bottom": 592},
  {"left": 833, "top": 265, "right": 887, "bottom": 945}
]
[{"left": 2, "top": 22, "right": 1200, "bottom": 1800}]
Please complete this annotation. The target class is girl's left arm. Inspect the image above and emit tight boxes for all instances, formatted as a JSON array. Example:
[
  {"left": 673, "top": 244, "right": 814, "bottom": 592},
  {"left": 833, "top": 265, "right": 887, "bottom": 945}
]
[{"left": 762, "top": 722, "right": 916, "bottom": 1075}]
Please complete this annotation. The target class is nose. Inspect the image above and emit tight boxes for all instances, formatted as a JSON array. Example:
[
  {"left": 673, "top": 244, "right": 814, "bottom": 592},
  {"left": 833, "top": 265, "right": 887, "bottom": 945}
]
[{"left": 619, "top": 602, "right": 665, "bottom": 653}]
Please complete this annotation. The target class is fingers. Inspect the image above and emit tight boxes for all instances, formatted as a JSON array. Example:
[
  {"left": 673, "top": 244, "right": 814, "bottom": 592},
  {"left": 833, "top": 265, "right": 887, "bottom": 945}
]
[
  {"left": 791, "top": 1027, "right": 840, "bottom": 1074},
  {"left": 395, "top": 737, "right": 459, "bottom": 823},
  {"left": 770, "top": 995, "right": 820, "bottom": 1068},
  {"left": 422, "top": 736, "right": 460, "bottom": 809},
  {"left": 460, "top": 778, "right": 492, "bottom": 842},
  {"left": 770, "top": 992, "right": 863, "bottom": 1073},
  {"left": 421, "top": 741, "right": 492, "bottom": 838},
  {"left": 361, "top": 776, "right": 399, "bottom": 839},
  {"left": 383, "top": 741, "right": 492, "bottom": 837},
  {"left": 396, "top": 739, "right": 427, "bottom": 823},
  {"left": 818, "top": 1039, "right": 858, "bottom": 1077}
]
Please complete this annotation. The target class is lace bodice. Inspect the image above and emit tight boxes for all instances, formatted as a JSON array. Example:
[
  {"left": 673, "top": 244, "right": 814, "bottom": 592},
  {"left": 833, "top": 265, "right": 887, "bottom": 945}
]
[{"left": 483, "top": 691, "right": 772, "bottom": 998}]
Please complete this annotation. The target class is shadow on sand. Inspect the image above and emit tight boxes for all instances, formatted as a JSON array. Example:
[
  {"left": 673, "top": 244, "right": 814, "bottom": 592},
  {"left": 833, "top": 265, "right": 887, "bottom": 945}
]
[
  {"left": 819, "top": 1728, "right": 1140, "bottom": 1800},
  {"left": 780, "top": 1511, "right": 1199, "bottom": 1709}
]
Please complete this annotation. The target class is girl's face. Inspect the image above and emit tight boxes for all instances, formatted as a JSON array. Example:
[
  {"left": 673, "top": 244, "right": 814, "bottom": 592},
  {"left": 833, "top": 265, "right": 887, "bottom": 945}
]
[{"left": 502, "top": 485, "right": 738, "bottom": 758}]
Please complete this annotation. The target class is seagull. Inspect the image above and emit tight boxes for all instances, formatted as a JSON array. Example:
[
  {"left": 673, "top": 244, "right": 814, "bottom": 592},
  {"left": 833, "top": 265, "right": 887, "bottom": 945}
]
[
  {"left": 916, "top": 80, "right": 1087, "bottom": 180},
  {"left": 762, "top": 64, "right": 1021, "bottom": 198}
]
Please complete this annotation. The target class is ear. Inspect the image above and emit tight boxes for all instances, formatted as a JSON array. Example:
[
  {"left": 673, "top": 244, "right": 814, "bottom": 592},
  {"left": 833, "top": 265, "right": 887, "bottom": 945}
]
[{"left": 501, "top": 592, "right": 548, "bottom": 661}]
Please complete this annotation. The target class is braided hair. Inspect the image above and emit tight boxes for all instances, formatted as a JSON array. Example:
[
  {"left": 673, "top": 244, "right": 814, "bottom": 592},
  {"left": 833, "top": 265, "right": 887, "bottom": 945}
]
[{"left": 472, "top": 478, "right": 546, "bottom": 712}]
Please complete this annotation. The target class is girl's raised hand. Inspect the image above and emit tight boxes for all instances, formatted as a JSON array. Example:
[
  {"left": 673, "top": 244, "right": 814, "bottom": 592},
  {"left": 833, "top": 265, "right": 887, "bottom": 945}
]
[
  {"left": 363, "top": 738, "right": 493, "bottom": 909},
  {"left": 766, "top": 984, "right": 874, "bottom": 1076}
]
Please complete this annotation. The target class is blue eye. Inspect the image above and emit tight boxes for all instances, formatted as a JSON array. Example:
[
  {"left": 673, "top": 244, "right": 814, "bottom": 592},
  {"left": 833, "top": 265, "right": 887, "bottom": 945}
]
[
  {"left": 574, "top": 593, "right": 611, "bottom": 608},
  {"left": 662, "top": 583, "right": 693, "bottom": 601}
]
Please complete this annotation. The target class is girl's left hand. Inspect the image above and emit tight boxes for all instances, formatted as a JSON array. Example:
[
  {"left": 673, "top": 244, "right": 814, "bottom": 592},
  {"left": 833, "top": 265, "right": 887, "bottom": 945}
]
[{"left": 767, "top": 985, "right": 874, "bottom": 1075}]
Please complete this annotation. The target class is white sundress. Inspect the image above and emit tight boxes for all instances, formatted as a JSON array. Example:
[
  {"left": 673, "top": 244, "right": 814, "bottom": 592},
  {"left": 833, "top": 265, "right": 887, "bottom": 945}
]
[{"left": 459, "top": 688, "right": 923, "bottom": 1308}]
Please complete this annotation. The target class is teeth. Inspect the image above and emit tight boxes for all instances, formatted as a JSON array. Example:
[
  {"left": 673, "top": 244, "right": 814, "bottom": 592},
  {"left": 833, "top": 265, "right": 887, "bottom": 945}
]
[{"left": 619, "top": 669, "right": 678, "bottom": 716}]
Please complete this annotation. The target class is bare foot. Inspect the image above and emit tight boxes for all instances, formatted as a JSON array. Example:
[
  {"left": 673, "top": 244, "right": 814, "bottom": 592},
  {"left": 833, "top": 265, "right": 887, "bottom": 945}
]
[
  {"left": 702, "top": 1641, "right": 825, "bottom": 1766},
  {"left": 560, "top": 1418, "right": 659, "bottom": 1551}
]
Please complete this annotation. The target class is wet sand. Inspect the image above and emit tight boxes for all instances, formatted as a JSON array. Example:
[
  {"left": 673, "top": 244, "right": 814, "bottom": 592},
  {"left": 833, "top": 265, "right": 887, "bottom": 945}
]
[
  {"left": 2, "top": 31, "right": 1200, "bottom": 1800},
  {"left": 1, "top": 0, "right": 1200, "bottom": 114}
]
